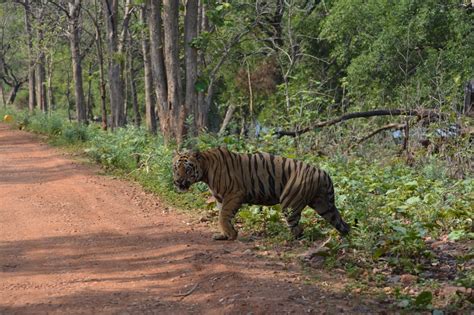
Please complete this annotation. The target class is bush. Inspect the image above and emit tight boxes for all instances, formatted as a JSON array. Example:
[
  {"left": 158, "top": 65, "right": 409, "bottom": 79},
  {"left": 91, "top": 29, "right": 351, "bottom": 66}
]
[{"left": 62, "top": 123, "right": 91, "bottom": 143}]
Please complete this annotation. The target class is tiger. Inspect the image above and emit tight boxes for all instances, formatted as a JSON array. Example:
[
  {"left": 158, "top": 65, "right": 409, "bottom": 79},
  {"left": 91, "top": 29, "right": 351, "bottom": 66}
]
[{"left": 172, "top": 147, "right": 350, "bottom": 241}]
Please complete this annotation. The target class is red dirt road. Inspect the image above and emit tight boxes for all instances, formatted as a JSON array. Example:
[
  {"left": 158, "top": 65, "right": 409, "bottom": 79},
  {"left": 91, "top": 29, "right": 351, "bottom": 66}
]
[{"left": 0, "top": 124, "right": 383, "bottom": 314}]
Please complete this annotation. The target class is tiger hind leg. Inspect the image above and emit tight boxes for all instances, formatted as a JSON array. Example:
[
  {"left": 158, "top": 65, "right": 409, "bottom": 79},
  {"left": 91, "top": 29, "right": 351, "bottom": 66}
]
[
  {"left": 281, "top": 202, "right": 306, "bottom": 239},
  {"left": 310, "top": 197, "right": 350, "bottom": 235},
  {"left": 280, "top": 184, "right": 308, "bottom": 239}
]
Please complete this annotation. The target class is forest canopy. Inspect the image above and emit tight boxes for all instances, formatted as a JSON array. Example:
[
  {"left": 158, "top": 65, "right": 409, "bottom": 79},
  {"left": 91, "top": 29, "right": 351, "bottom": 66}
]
[{"left": 1, "top": 0, "right": 472, "bottom": 140}]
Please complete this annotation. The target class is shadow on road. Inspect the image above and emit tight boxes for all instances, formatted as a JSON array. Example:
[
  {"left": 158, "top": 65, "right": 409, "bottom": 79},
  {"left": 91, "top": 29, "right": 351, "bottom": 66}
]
[{"left": 0, "top": 227, "right": 382, "bottom": 314}]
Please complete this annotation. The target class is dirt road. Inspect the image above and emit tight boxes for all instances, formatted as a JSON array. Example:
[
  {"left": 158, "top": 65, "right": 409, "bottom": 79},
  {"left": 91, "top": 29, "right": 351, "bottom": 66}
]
[{"left": 0, "top": 124, "right": 383, "bottom": 314}]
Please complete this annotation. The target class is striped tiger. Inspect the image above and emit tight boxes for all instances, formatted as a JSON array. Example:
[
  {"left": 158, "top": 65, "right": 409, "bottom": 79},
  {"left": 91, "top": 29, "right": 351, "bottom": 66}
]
[{"left": 172, "top": 147, "right": 350, "bottom": 240}]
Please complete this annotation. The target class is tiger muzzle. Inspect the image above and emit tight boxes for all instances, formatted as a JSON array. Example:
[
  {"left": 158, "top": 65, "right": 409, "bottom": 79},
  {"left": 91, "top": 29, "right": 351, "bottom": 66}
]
[{"left": 174, "top": 179, "right": 191, "bottom": 192}]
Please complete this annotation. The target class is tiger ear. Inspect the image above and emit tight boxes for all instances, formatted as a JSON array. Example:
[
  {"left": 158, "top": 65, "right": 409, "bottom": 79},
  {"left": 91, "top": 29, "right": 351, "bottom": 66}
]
[{"left": 191, "top": 149, "right": 202, "bottom": 159}]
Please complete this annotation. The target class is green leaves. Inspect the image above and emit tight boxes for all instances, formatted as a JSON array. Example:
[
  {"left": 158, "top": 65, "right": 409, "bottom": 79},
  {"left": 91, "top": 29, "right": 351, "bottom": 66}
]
[
  {"left": 319, "top": 0, "right": 473, "bottom": 107},
  {"left": 207, "top": 2, "right": 232, "bottom": 27},
  {"left": 194, "top": 77, "right": 208, "bottom": 93},
  {"left": 405, "top": 196, "right": 421, "bottom": 205},
  {"left": 396, "top": 291, "right": 433, "bottom": 310},
  {"left": 414, "top": 291, "right": 433, "bottom": 308},
  {"left": 448, "top": 230, "right": 466, "bottom": 241}
]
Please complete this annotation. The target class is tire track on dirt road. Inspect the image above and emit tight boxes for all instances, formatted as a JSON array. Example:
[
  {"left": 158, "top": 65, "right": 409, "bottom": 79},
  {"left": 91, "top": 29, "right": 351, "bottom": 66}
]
[{"left": 0, "top": 124, "right": 383, "bottom": 314}]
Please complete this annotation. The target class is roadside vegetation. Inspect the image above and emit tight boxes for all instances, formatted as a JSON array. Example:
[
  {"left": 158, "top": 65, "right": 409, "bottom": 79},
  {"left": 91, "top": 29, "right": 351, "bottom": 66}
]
[{"left": 2, "top": 107, "right": 472, "bottom": 312}]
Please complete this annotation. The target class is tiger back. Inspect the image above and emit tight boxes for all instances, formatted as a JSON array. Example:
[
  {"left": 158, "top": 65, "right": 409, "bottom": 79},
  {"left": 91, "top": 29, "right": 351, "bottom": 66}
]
[{"left": 173, "top": 147, "right": 350, "bottom": 240}]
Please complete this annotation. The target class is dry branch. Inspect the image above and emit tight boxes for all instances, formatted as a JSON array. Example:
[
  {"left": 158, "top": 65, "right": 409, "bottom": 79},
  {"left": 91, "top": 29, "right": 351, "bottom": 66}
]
[
  {"left": 174, "top": 283, "right": 199, "bottom": 299},
  {"left": 349, "top": 123, "right": 406, "bottom": 150},
  {"left": 275, "top": 109, "right": 443, "bottom": 138}
]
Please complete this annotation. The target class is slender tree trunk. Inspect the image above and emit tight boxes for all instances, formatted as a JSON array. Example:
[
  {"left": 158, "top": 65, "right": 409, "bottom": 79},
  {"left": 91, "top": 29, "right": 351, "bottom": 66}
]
[
  {"left": 46, "top": 53, "right": 55, "bottom": 111},
  {"left": 6, "top": 82, "right": 22, "bottom": 105},
  {"left": 24, "top": 0, "right": 36, "bottom": 112},
  {"left": 184, "top": 0, "right": 198, "bottom": 134},
  {"left": 218, "top": 103, "right": 236, "bottom": 136},
  {"left": 124, "top": 59, "right": 129, "bottom": 121},
  {"left": 197, "top": 91, "right": 206, "bottom": 129},
  {"left": 196, "top": 1, "right": 208, "bottom": 130},
  {"left": 69, "top": 0, "right": 87, "bottom": 123},
  {"left": 98, "top": 54, "right": 107, "bottom": 130},
  {"left": 66, "top": 70, "right": 72, "bottom": 122},
  {"left": 86, "top": 62, "right": 94, "bottom": 120},
  {"left": 0, "top": 83, "right": 6, "bottom": 107},
  {"left": 36, "top": 56, "right": 47, "bottom": 112},
  {"left": 36, "top": 4, "right": 47, "bottom": 112},
  {"left": 162, "top": 0, "right": 183, "bottom": 143},
  {"left": 129, "top": 67, "right": 141, "bottom": 128},
  {"left": 93, "top": 0, "right": 107, "bottom": 130},
  {"left": 36, "top": 40, "right": 47, "bottom": 111},
  {"left": 140, "top": 5, "right": 156, "bottom": 134},
  {"left": 240, "top": 115, "right": 246, "bottom": 138},
  {"left": 102, "top": 0, "right": 125, "bottom": 129},
  {"left": 148, "top": 0, "right": 169, "bottom": 138}
]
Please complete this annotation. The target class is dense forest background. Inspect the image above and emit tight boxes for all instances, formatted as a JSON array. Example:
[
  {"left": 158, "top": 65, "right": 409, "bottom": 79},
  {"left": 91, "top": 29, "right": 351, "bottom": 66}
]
[{"left": 1, "top": 0, "right": 472, "bottom": 138}]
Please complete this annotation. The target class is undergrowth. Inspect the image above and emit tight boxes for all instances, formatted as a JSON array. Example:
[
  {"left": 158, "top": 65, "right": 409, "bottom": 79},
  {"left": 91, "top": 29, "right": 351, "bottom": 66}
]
[{"left": 1, "top": 107, "right": 472, "bottom": 311}]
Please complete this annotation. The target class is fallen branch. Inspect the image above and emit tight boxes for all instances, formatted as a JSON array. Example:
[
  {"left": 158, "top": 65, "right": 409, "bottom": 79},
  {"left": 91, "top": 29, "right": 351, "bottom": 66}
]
[
  {"left": 174, "top": 282, "right": 199, "bottom": 299},
  {"left": 350, "top": 123, "right": 406, "bottom": 150},
  {"left": 300, "top": 236, "right": 332, "bottom": 261},
  {"left": 275, "top": 109, "right": 443, "bottom": 138}
]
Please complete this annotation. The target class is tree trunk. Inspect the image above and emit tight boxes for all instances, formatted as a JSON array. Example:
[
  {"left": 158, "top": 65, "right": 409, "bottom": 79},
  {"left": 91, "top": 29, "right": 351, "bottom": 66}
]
[
  {"left": 126, "top": 33, "right": 140, "bottom": 128},
  {"left": 124, "top": 58, "right": 129, "bottom": 121},
  {"left": 196, "top": 1, "right": 209, "bottom": 130},
  {"left": 6, "top": 82, "right": 22, "bottom": 105},
  {"left": 184, "top": 0, "right": 198, "bottom": 134},
  {"left": 162, "top": 0, "right": 183, "bottom": 143},
  {"left": 102, "top": 0, "right": 125, "bottom": 129},
  {"left": 140, "top": 5, "right": 156, "bottom": 134},
  {"left": 148, "top": 0, "right": 169, "bottom": 138},
  {"left": 66, "top": 71, "right": 72, "bottom": 122},
  {"left": 24, "top": 0, "right": 36, "bottom": 112},
  {"left": 0, "top": 83, "right": 6, "bottom": 107},
  {"left": 196, "top": 90, "right": 206, "bottom": 129},
  {"left": 69, "top": 0, "right": 87, "bottom": 123},
  {"left": 36, "top": 57, "right": 47, "bottom": 112},
  {"left": 93, "top": 0, "right": 107, "bottom": 130},
  {"left": 86, "top": 62, "right": 94, "bottom": 120},
  {"left": 129, "top": 68, "right": 140, "bottom": 128},
  {"left": 46, "top": 53, "right": 55, "bottom": 111},
  {"left": 218, "top": 103, "right": 236, "bottom": 136},
  {"left": 36, "top": 12, "right": 47, "bottom": 113}
]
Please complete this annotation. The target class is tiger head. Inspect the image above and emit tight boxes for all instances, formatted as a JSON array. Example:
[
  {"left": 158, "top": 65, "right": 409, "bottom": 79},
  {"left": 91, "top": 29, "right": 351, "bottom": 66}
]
[{"left": 172, "top": 150, "right": 203, "bottom": 192}]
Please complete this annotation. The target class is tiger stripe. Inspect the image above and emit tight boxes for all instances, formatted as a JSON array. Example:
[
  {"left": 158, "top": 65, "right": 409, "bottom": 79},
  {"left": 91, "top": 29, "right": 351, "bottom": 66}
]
[{"left": 172, "top": 147, "right": 350, "bottom": 240}]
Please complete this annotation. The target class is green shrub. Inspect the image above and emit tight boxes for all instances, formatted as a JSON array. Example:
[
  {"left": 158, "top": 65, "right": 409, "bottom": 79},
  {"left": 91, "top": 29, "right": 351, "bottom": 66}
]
[{"left": 62, "top": 123, "right": 91, "bottom": 143}]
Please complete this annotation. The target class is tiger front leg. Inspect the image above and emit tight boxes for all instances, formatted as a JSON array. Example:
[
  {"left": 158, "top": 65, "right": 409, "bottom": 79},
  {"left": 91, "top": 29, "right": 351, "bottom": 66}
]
[{"left": 212, "top": 196, "right": 243, "bottom": 241}]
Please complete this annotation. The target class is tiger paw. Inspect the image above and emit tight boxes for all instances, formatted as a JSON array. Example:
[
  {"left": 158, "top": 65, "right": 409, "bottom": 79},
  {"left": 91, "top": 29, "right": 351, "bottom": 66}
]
[
  {"left": 291, "top": 225, "right": 304, "bottom": 239},
  {"left": 337, "top": 221, "right": 350, "bottom": 236},
  {"left": 212, "top": 233, "right": 229, "bottom": 241}
]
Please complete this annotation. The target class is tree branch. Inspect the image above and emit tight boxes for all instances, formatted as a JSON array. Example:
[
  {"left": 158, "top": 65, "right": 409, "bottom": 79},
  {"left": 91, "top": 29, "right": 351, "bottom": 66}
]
[
  {"left": 274, "top": 109, "right": 444, "bottom": 138},
  {"left": 204, "top": 21, "right": 257, "bottom": 107},
  {"left": 118, "top": 0, "right": 134, "bottom": 54},
  {"left": 47, "top": 0, "right": 71, "bottom": 18},
  {"left": 349, "top": 123, "right": 406, "bottom": 150}
]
